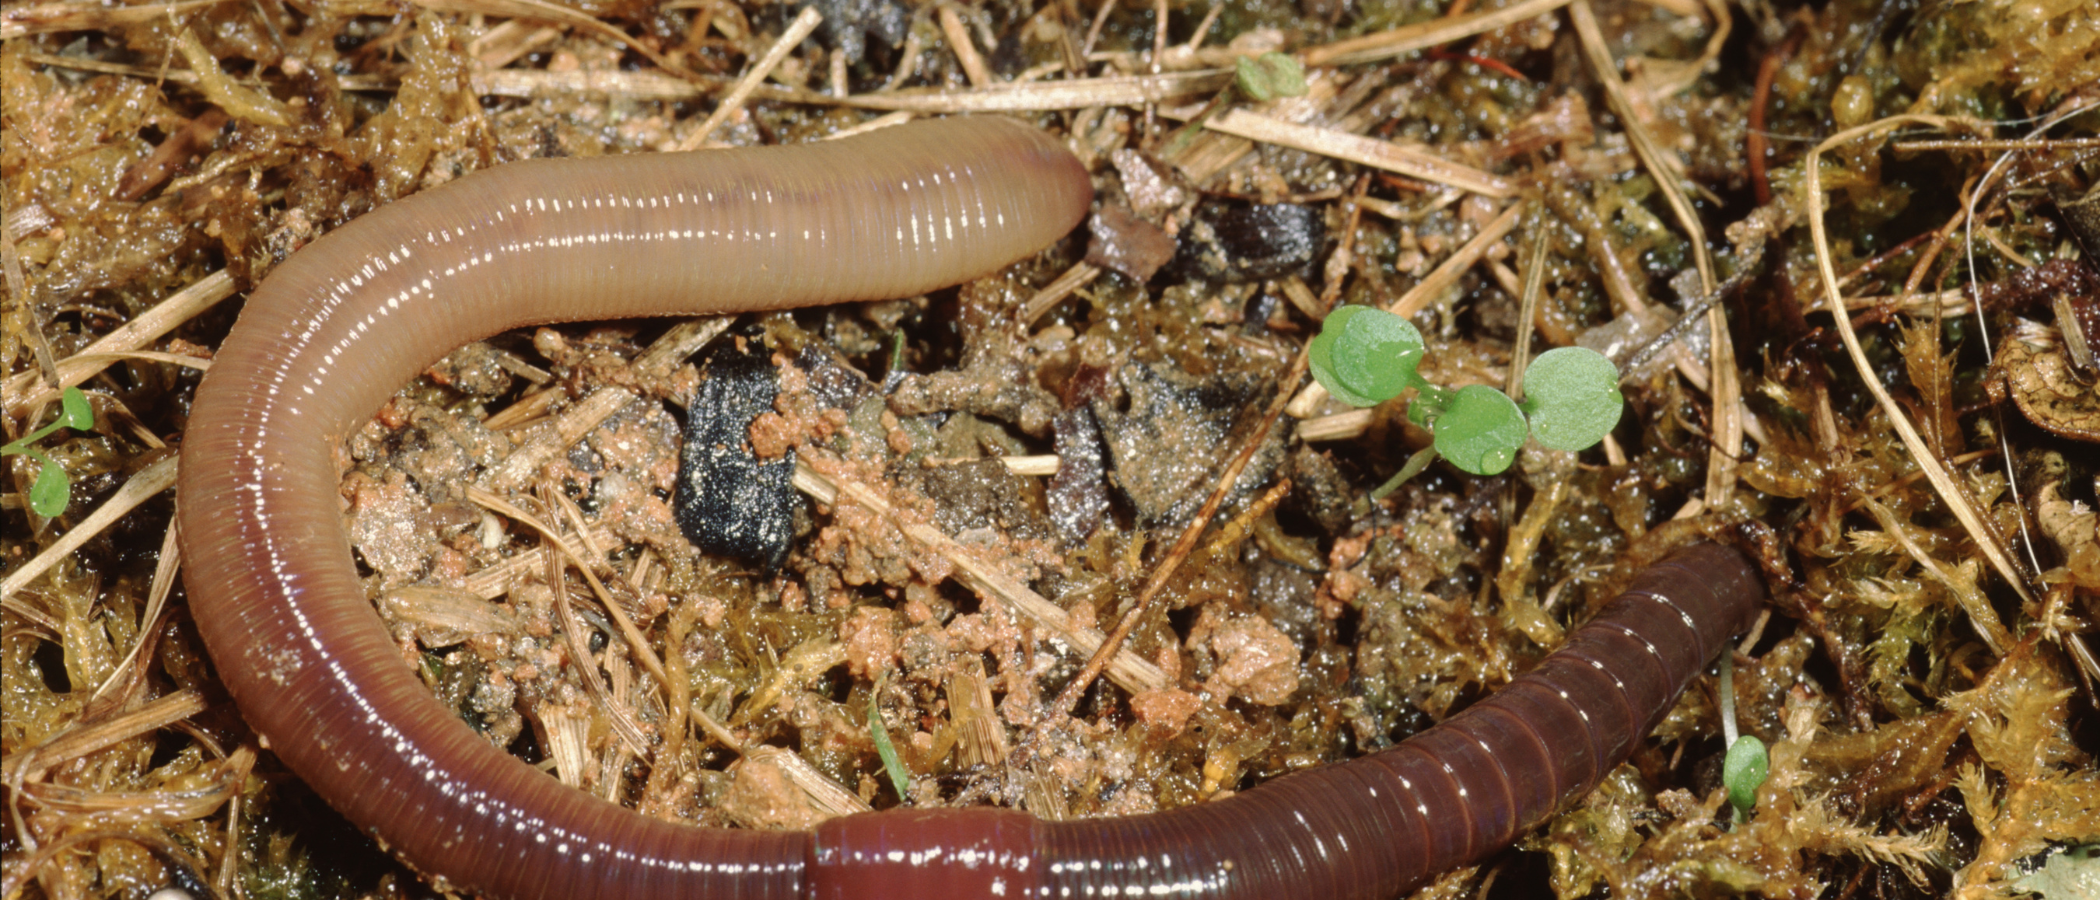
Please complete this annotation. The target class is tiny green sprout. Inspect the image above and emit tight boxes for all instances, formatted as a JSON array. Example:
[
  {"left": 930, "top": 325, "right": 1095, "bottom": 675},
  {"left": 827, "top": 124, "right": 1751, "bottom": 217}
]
[
  {"left": 1723, "top": 734, "right": 1769, "bottom": 815},
  {"left": 868, "top": 679, "right": 911, "bottom": 801},
  {"left": 2, "top": 386, "right": 95, "bottom": 517},
  {"left": 1234, "top": 52, "right": 1306, "bottom": 102},
  {"left": 1307, "top": 306, "right": 1623, "bottom": 480}
]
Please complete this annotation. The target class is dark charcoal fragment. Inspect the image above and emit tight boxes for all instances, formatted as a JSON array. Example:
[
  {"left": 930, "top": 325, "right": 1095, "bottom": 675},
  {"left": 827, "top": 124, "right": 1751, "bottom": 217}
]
[
  {"left": 1048, "top": 364, "right": 1114, "bottom": 545},
  {"left": 923, "top": 459, "right": 1052, "bottom": 544},
  {"left": 795, "top": 342, "right": 878, "bottom": 410},
  {"left": 1169, "top": 201, "right": 1324, "bottom": 282},
  {"left": 1282, "top": 444, "right": 1355, "bottom": 536},
  {"left": 2055, "top": 182, "right": 2100, "bottom": 261},
  {"left": 674, "top": 344, "right": 796, "bottom": 571},
  {"left": 795, "top": 0, "right": 909, "bottom": 66},
  {"left": 1048, "top": 407, "right": 1110, "bottom": 544},
  {"left": 1092, "top": 361, "right": 1278, "bottom": 527}
]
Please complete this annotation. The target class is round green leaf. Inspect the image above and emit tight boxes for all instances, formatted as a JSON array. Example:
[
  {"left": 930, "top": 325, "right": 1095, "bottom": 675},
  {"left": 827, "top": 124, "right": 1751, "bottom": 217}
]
[
  {"left": 1723, "top": 735, "right": 1769, "bottom": 813},
  {"left": 1432, "top": 384, "right": 1526, "bottom": 476},
  {"left": 1309, "top": 306, "right": 1372, "bottom": 407},
  {"left": 1309, "top": 305, "right": 1424, "bottom": 408},
  {"left": 59, "top": 386, "right": 94, "bottom": 430},
  {"left": 29, "top": 459, "right": 70, "bottom": 517},
  {"left": 1520, "top": 346, "right": 1623, "bottom": 451},
  {"left": 1333, "top": 306, "right": 1424, "bottom": 403}
]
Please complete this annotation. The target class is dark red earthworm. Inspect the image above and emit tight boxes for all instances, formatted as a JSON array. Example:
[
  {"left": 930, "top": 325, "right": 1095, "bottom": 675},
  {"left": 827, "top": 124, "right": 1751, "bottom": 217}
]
[{"left": 177, "top": 116, "right": 1766, "bottom": 900}]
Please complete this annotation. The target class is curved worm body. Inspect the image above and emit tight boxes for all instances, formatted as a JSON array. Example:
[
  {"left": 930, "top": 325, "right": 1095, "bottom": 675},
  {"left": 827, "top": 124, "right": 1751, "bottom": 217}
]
[{"left": 177, "top": 117, "right": 1764, "bottom": 900}]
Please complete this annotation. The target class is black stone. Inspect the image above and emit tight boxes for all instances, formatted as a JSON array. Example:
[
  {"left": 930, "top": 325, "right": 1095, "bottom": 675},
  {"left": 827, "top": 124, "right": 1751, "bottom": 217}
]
[
  {"left": 1168, "top": 201, "right": 1325, "bottom": 282},
  {"left": 674, "top": 345, "right": 796, "bottom": 571}
]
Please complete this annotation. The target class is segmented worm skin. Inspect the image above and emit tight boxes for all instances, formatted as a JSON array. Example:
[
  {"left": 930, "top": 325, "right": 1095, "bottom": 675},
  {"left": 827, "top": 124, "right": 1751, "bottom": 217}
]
[{"left": 177, "top": 116, "right": 1765, "bottom": 900}]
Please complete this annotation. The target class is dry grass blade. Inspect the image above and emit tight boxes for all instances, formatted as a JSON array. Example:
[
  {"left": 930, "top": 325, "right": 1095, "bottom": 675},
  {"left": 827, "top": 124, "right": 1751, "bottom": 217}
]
[
  {"left": 937, "top": 5, "right": 993, "bottom": 88},
  {"left": 807, "top": 69, "right": 1235, "bottom": 113},
  {"left": 1023, "top": 261, "right": 1104, "bottom": 324},
  {"left": 1860, "top": 499, "right": 2012, "bottom": 655},
  {"left": 3, "top": 690, "right": 207, "bottom": 781},
  {"left": 2, "top": 455, "right": 178, "bottom": 602},
  {"left": 459, "top": 525, "right": 615, "bottom": 598},
  {"left": 482, "top": 388, "right": 640, "bottom": 491},
  {"left": 740, "top": 746, "right": 871, "bottom": 817},
  {"left": 4, "top": 271, "right": 234, "bottom": 418},
  {"left": 34, "top": 351, "right": 208, "bottom": 374},
  {"left": 1295, "top": 408, "right": 1374, "bottom": 442},
  {"left": 463, "top": 486, "right": 676, "bottom": 697},
  {"left": 1204, "top": 109, "right": 1515, "bottom": 198},
  {"left": 679, "top": 6, "right": 824, "bottom": 150},
  {"left": 466, "top": 487, "right": 658, "bottom": 765},
  {"left": 474, "top": 68, "right": 1232, "bottom": 112},
  {"left": 462, "top": 67, "right": 709, "bottom": 101},
  {"left": 0, "top": 0, "right": 228, "bottom": 41},
  {"left": 1506, "top": 230, "right": 1551, "bottom": 399},
  {"left": 1567, "top": 0, "right": 1715, "bottom": 291},
  {"left": 542, "top": 542, "right": 654, "bottom": 761},
  {"left": 1388, "top": 202, "right": 1526, "bottom": 319},
  {"left": 412, "top": 0, "right": 691, "bottom": 77},
  {"left": 1955, "top": 103, "right": 2098, "bottom": 577},
  {"left": 88, "top": 520, "right": 183, "bottom": 704},
  {"left": 27, "top": 58, "right": 1235, "bottom": 113},
  {"left": 821, "top": 111, "right": 916, "bottom": 141},
  {"left": 479, "top": 317, "right": 724, "bottom": 488},
  {"left": 791, "top": 459, "right": 1169, "bottom": 694},
  {"left": 1894, "top": 137, "right": 2100, "bottom": 152},
  {"left": 1301, "top": 0, "right": 1572, "bottom": 67},
  {"left": 1568, "top": 0, "right": 1740, "bottom": 506},
  {"left": 950, "top": 667, "right": 1008, "bottom": 766},
  {"left": 1806, "top": 114, "right": 2038, "bottom": 610}
]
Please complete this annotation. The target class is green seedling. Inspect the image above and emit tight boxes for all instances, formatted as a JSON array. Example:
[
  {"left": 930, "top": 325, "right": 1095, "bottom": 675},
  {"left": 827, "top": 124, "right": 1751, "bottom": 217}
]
[
  {"left": 1160, "top": 53, "right": 1309, "bottom": 158},
  {"left": 1308, "top": 305, "right": 1622, "bottom": 478},
  {"left": 2, "top": 386, "right": 95, "bottom": 517},
  {"left": 868, "top": 675, "right": 911, "bottom": 802},
  {"left": 1234, "top": 53, "right": 1306, "bottom": 102},
  {"left": 1722, "top": 734, "right": 1769, "bottom": 817}
]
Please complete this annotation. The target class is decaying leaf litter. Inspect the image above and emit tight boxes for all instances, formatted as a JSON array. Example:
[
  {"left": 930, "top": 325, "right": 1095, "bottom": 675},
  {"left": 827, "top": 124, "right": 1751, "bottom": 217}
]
[{"left": 3, "top": 0, "right": 2097, "bottom": 898}]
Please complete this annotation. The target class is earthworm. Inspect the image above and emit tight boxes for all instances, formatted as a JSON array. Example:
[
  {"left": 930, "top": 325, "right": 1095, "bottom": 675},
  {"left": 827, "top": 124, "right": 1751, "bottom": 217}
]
[{"left": 177, "top": 116, "right": 1766, "bottom": 899}]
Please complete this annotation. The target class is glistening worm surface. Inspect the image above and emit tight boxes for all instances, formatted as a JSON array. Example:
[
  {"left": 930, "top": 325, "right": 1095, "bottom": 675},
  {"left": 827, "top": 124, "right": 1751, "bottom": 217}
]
[{"left": 177, "top": 116, "right": 1765, "bottom": 899}]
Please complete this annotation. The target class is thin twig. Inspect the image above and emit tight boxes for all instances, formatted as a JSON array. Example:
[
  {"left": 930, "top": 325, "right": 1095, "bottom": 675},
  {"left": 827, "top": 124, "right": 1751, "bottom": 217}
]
[
  {"left": 1205, "top": 109, "right": 1515, "bottom": 198},
  {"left": 1804, "top": 113, "right": 2037, "bottom": 611},
  {"left": 937, "top": 5, "right": 991, "bottom": 88},
  {"left": 1300, "top": 0, "right": 1571, "bottom": 67},
  {"left": 1958, "top": 101, "right": 2098, "bottom": 576},
  {"left": 792, "top": 460, "right": 1169, "bottom": 694},
  {"left": 4, "top": 271, "right": 235, "bottom": 417},
  {"left": 1022, "top": 348, "right": 1309, "bottom": 760}
]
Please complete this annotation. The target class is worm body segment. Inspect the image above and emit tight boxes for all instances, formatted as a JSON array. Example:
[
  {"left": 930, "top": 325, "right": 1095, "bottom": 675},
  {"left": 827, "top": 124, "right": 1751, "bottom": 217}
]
[{"left": 176, "top": 116, "right": 1764, "bottom": 900}]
